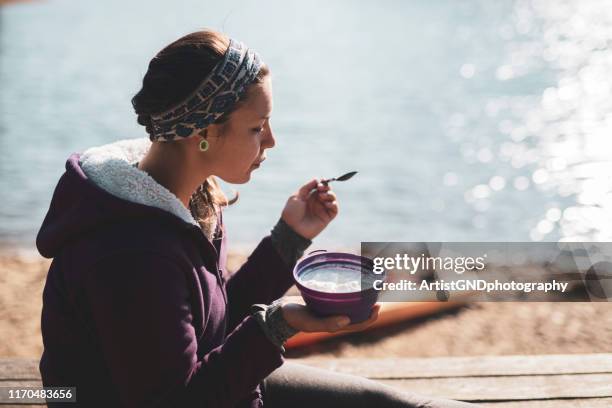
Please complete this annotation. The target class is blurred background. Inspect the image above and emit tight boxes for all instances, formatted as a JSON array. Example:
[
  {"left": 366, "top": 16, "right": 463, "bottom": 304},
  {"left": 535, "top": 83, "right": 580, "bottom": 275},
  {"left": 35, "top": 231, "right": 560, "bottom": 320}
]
[
  {"left": 1, "top": 0, "right": 611, "bottom": 252},
  {"left": 0, "top": 0, "right": 611, "bottom": 359}
]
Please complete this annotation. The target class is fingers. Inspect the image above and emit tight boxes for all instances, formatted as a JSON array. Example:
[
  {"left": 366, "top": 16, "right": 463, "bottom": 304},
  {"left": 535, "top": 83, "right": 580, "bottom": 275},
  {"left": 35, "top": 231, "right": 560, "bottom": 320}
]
[
  {"left": 297, "top": 178, "right": 320, "bottom": 200},
  {"left": 324, "top": 198, "right": 339, "bottom": 214},
  {"left": 338, "top": 304, "right": 381, "bottom": 333},
  {"left": 298, "top": 177, "right": 334, "bottom": 199},
  {"left": 324, "top": 201, "right": 339, "bottom": 215},
  {"left": 319, "top": 191, "right": 338, "bottom": 211},
  {"left": 317, "top": 190, "right": 336, "bottom": 202},
  {"left": 298, "top": 177, "right": 341, "bottom": 200},
  {"left": 291, "top": 303, "right": 381, "bottom": 333},
  {"left": 313, "top": 304, "right": 381, "bottom": 333},
  {"left": 314, "top": 182, "right": 339, "bottom": 213},
  {"left": 316, "top": 182, "right": 331, "bottom": 193}
]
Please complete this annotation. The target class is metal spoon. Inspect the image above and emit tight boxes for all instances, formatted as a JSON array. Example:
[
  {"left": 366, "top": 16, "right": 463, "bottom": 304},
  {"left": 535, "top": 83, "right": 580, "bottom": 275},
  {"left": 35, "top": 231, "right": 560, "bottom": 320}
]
[
  {"left": 321, "top": 171, "right": 358, "bottom": 185},
  {"left": 308, "top": 171, "right": 358, "bottom": 196}
]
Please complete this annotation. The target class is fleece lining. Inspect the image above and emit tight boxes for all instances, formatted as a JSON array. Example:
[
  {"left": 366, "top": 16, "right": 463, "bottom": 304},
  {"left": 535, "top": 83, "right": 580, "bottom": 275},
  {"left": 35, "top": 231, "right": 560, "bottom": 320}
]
[{"left": 79, "top": 137, "right": 216, "bottom": 236}]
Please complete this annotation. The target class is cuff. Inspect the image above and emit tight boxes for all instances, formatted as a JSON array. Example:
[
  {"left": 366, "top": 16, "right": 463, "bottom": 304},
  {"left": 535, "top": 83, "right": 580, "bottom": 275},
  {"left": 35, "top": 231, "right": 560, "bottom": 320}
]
[
  {"left": 250, "top": 298, "right": 300, "bottom": 353},
  {"left": 270, "top": 218, "right": 312, "bottom": 268}
]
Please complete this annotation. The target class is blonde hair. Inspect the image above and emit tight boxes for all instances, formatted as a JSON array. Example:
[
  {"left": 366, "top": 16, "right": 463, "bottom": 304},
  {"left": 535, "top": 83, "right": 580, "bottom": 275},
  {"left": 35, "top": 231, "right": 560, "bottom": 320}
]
[{"left": 189, "top": 176, "right": 235, "bottom": 239}]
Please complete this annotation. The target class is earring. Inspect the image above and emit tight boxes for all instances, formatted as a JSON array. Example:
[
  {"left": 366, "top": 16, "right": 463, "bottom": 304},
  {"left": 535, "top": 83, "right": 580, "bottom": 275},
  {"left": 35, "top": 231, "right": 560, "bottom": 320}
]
[{"left": 199, "top": 138, "right": 209, "bottom": 152}]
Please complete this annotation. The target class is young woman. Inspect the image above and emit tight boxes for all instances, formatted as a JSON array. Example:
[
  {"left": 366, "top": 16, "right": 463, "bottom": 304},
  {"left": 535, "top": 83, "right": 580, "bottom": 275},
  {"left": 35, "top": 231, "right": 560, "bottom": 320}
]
[{"left": 36, "top": 30, "right": 476, "bottom": 407}]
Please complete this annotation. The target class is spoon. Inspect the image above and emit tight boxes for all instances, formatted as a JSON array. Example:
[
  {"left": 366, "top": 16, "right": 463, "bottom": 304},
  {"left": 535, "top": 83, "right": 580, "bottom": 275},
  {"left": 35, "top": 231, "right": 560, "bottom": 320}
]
[
  {"left": 321, "top": 171, "right": 358, "bottom": 185},
  {"left": 308, "top": 171, "right": 358, "bottom": 195}
]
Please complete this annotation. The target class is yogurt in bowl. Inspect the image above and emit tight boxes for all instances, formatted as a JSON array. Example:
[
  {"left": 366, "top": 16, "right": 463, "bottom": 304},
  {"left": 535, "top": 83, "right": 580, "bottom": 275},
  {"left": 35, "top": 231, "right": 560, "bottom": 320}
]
[
  {"left": 298, "top": 263, "right": 377, "bottom": 293},
  {"left": 293, "top": 250, "right": 384, "bottom": 324}
]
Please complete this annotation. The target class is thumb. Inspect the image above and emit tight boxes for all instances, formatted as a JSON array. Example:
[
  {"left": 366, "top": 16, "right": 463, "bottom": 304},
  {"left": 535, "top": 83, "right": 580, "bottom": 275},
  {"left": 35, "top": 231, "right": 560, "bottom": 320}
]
[{"left": 296, "top": 178, "right": 320, "bottom": 200}]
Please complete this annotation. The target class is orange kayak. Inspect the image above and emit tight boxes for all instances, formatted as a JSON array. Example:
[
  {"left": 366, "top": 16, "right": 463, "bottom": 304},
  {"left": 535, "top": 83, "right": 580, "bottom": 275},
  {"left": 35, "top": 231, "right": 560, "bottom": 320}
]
[{"left": 285, "top": 300, "right": 467, "bottom": 349}]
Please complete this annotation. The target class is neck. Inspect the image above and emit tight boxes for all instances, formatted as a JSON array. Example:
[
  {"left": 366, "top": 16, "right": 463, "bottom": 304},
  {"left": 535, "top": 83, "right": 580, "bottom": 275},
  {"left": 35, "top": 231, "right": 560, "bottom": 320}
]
[{"left": 137, "top": 142, "right": 211, "bottom": 208}]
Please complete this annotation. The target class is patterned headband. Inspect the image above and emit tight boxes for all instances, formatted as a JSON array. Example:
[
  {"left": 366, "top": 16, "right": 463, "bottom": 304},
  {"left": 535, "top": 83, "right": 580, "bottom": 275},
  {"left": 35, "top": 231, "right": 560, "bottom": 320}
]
[{"left": 149, "top": 38, "right": 264, "bottom": 142}]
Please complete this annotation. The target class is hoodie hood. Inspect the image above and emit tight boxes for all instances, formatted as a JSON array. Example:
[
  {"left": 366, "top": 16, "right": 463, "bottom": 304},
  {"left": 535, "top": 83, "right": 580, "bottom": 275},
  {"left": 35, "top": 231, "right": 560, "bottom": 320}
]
[{"left": 36, "top": 137, "right": 217, "bottom": 258}]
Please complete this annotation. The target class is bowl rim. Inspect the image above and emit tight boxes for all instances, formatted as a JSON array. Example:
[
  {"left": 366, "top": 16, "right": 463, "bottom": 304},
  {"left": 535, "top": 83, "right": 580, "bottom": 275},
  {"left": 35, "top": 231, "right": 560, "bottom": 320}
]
[{"left": 293, "top": 250, "right": 385, "bottom": 297}]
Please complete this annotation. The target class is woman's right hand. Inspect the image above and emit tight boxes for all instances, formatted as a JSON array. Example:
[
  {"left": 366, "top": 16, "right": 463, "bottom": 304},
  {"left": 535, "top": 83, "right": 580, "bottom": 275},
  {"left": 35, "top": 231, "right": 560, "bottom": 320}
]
[{"left": 279, "top": 296, "right": 381, "bottom": 334}]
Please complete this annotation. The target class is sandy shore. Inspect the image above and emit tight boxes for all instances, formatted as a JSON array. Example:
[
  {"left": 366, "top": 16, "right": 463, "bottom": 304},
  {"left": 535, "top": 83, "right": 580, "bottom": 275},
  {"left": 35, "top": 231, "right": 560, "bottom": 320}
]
[{"left": 1, "top": 248, "right": 611, "bottom": 358}]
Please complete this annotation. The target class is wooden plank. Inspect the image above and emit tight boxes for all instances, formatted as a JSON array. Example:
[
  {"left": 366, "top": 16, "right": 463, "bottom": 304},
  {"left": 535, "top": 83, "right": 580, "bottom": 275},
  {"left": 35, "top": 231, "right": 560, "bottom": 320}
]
[
  {"left": 292, "top": 353, "right": 612, "bottom": 379},
  {"left": 480, "top": 398, "right": 612, "bottom": 408},
  {"left": 2, "top": 355, "right": 611, "bottom": 404},
  {"left": 0, "top": 359, "right": 39, "bottom": 381},
  {"left": 378, "top": 373, "right": 612, "bottom": 402},
  {"left": 12, "top": 353, "right": 612, "bottom": 381}
]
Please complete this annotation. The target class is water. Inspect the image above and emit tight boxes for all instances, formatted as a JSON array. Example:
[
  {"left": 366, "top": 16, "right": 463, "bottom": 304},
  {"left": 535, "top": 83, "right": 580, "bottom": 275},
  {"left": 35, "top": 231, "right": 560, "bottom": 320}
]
[{"left": 1, "top": 0, "right": 611, "bottom": 252}]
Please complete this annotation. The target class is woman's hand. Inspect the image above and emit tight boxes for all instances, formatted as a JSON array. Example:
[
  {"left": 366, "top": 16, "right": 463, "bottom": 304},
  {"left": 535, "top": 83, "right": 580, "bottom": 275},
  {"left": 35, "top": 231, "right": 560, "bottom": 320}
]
[
  {"left": 280, "top": 296, "right": 381, "bottom": 334},
  {"left": 281, "top": 178, "right": 338, "bottom": 240}
]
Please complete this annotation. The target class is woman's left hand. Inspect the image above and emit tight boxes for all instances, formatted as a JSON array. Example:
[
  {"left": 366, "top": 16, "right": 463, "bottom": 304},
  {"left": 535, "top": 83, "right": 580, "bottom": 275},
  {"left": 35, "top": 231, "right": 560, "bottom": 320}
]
[{"left": 280, "top": 178, "right": 339, "bottom": 240}]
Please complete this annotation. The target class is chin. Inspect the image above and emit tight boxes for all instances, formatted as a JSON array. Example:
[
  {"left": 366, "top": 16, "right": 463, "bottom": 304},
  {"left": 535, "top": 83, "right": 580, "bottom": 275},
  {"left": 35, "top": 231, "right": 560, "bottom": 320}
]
[{"left": 218, "top": 172, "right": 252, "bottom": 184}]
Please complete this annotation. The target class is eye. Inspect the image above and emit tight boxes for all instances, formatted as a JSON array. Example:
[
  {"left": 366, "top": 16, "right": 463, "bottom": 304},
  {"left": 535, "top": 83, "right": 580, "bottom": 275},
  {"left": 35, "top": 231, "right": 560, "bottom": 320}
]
[{"left": 252, "top": 127, "right": 264, "bottom": 133}]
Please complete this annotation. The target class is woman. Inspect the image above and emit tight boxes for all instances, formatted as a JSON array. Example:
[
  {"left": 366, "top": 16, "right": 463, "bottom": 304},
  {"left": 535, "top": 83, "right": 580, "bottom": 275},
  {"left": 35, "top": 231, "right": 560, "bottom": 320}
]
[{"left": 36, "top": 30, "right": 476, "bottom": 407}]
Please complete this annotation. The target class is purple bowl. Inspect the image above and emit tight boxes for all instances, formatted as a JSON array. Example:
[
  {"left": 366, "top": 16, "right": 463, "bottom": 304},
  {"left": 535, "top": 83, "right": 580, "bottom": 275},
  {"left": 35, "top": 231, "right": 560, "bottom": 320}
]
[{"left": 293, "top": 250, "right": 385, "bottom": 324}]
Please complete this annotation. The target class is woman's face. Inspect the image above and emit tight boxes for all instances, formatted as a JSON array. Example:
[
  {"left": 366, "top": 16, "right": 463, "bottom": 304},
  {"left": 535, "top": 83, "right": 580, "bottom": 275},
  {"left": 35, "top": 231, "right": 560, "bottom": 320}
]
[{"left": 206, "top": 76, "right": 275, "bottom": 184}]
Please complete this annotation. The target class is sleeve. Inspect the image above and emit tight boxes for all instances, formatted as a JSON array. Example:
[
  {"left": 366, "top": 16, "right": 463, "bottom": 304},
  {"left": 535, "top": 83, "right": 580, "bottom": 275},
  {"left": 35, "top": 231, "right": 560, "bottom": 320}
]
[
  {"left": 85, "top": 250, "right": 284, "bottom": 408},
  {"left": 225, "top": 218, "right": 311, "bottom": 332},
  {"left": 251, "top": 298, "right": 300, "bottom": 353}
]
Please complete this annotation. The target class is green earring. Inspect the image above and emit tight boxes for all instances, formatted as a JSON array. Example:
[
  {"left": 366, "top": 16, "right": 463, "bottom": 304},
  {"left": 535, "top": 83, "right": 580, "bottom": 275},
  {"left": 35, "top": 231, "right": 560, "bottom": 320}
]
[{"left": 199, "top": 138, "right": 209, "bottom": 152}]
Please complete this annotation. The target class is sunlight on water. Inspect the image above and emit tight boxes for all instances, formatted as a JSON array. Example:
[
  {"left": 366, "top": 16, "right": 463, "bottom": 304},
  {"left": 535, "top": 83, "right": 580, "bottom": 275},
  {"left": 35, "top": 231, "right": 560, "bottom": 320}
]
[
  {"left": 443, "top": 0, "right": 612, "bottom": 244},
  {"left": 498, "top": 0, "right": 611, "bottom": 241},
  {"left": 528, "top": 0, "right": 612, "bottom": 241}
]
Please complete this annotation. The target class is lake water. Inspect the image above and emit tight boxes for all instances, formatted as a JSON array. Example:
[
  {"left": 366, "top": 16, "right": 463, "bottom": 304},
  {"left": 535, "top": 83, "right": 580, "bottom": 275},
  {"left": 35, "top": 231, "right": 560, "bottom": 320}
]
[{"left": 1, "top": 0, "right": 611, "bottom": 252}]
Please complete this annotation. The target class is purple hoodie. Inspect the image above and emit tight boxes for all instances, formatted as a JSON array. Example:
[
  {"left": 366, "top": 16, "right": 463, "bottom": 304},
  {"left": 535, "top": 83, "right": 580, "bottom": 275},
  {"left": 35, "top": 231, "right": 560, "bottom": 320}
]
[{"left": 36, "top": 137, "right": 296, "bottom": 407}]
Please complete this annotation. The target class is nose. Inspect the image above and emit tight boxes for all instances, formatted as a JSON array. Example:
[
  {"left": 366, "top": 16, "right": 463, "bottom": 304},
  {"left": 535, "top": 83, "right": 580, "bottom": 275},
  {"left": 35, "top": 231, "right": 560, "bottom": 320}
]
[{"left": 264, "top": 121, "right": 276, "bottom": 148}]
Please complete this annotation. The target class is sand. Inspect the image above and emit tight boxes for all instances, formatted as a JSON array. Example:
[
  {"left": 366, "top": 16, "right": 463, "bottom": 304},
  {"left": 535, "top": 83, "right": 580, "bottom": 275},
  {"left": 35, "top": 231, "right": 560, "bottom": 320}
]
[{"left": 1, "top": 248, "right": 611, "bottom": 359}]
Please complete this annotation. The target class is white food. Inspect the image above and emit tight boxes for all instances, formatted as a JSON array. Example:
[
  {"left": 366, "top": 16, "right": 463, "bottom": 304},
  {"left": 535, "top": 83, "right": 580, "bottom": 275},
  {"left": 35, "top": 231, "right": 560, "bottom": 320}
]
[{"left": 299, "top": 264, "right": 374, "bottom": 293}]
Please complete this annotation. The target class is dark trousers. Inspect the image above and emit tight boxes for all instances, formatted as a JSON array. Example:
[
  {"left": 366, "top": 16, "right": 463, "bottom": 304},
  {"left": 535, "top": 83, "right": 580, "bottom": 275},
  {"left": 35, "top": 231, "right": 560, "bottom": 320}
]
[{"left": 261, "top": 361, "right": 479, "bottom": 408}]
